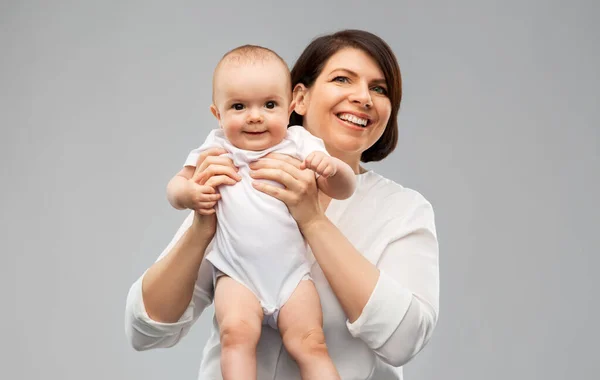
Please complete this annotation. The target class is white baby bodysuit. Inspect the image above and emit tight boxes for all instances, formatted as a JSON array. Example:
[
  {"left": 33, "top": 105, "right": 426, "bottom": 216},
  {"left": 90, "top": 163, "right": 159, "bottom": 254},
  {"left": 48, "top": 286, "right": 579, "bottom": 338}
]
[{"left": 184, "top": 125, "right": 329, "bottom": 328}]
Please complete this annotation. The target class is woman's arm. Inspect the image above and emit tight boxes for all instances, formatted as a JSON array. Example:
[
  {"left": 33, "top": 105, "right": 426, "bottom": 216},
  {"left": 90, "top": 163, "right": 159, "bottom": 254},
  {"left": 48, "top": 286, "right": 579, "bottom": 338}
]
[
  {"left": 125, "top": 148, "right": 240, "bottom": 350},
  {"left": 141, "top": 148, "right": 239, "bottom": 322},
  {"left": 125, "top": 212, "right": 215, "bottom": 351},
  {"left": 249, "top": 154, "right": 439, "bottom": 367},
  {"left": 304, "top": 197, "right": 439, "bottom": 367},
  {"left": 301, "top": 216, "right": 379, "bottom": 322},
  {"left": 141, "top": 212, "right": 215, "bottom": 323},
  {"left": 250, "top": 154, "right": 377, "bottom": 320}
]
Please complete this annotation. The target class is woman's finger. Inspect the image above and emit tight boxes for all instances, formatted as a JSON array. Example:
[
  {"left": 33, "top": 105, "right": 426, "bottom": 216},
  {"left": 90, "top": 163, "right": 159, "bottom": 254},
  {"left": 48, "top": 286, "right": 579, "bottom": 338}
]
[
  {"left": 205, "top": 174, "right": 239, "bottom": 188},
  {"left": 194, "top": 165, "right": 241, "bottom": 185},
  {"left": 195, "top": 147, "right": 229, "bottom": 167},
  {"left": 249, "top": 157, "right": 304, "bottom": 180},
  {"left": 252, "top": 180, "right": 296, "bottom": 205},
  {"left": 195, "top": 155, "right": 236, "bottom": 175},
  {"left": 262, "top": 153, "right": 303, "bottom": 169},
  {"left": 250, "top": 168, "right": 306, "bottom": 193}
]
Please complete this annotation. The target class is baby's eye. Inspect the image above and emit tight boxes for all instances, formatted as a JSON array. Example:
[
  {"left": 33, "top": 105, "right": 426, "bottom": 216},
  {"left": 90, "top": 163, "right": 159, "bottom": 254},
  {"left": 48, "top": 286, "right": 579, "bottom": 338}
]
[
  {"left": 232, "top": 103, "right": 244, "bottom": 110},
  {"left": 371, "top": 86, "right": 388, "bottom": 95},
  {"left": 333, "top": 76, "right": 350, "bottom": 83},
  {"left": 265, "top": 101, "right": 277, "bottom": 109}
]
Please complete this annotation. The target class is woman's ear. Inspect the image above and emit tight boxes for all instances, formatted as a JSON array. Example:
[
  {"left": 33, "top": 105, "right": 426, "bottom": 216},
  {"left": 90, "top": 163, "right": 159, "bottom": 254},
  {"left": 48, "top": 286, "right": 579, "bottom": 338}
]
[{"left": 292, "top": 83, "right": 308, "bottom": 116}]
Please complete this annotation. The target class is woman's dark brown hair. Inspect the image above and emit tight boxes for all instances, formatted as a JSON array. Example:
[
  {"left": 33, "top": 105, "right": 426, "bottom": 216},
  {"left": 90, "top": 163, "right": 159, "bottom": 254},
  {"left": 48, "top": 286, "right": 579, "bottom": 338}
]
[{"left": 289, "top": 29, "right": 402, "bottom": 162}]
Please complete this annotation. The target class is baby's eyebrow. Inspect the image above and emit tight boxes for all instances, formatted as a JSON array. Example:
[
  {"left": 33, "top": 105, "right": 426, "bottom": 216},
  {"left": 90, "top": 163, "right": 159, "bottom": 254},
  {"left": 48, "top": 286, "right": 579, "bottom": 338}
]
[
  {"left": 225, "top": 98, "right": 244, "bottom": 104},
  {"left": 261, "top": 95, "right": 286, "bottom": 102}
]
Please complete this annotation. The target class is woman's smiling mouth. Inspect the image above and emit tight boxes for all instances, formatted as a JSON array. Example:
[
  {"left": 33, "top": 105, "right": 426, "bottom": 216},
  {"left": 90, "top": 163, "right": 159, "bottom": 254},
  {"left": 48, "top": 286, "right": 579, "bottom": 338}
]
[{"left": 336, "top": 112, "right": 371, "bottom": 129}]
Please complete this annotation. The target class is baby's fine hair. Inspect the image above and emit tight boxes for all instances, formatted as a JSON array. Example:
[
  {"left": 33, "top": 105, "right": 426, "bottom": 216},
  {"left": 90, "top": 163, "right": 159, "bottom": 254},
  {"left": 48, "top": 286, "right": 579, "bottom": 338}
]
[
  {"left": 218, "top": 44, "right": 288, "bottom": 68},
  {"left": 212, "top": 44, "right": 291, "bottom": 101}
]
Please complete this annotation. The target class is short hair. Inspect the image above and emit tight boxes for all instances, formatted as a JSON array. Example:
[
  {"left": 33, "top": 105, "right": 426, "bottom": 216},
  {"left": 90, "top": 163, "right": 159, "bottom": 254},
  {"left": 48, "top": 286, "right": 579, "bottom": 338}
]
[
  {"left": 289, "top": 30, "right": 402, "bottom": 163},
  {"left": 212, "top": 44, "right": 291, "bottom": 103}
]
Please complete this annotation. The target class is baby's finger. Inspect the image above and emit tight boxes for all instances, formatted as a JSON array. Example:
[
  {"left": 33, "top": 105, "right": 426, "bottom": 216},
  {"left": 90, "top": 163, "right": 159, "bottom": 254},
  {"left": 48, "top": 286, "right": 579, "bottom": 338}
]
[
  {"left": 304, "top": 152, "right": 315, "bottom": 167},
  {"left": 196, "top": 201, "right": 217, "bottom": 209},
  {"left": 311, "top": 155, "right": 325, "bottom": 171},
  {"left": 321, "top": 166, "right": 334, "bottom": 178},
  {"left": 316, "top": 160, "right": 331, "bottom": 175},
  {"left": 198, "top": 192, "right": 221, "bottom": 202}
]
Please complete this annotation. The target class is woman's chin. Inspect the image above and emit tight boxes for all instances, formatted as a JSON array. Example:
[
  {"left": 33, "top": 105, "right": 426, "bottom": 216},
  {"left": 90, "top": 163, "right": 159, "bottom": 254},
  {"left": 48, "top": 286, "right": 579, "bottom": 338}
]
[{"left": 328, "top": 136, "right": 366, "bottom": 157}]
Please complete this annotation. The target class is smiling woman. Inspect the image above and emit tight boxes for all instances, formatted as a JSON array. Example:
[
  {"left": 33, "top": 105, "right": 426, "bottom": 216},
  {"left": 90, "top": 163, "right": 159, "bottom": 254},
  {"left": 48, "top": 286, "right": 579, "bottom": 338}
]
[
  {"left": 125, "top": 29, "right": 439, "bottom": 380},
  {"left": 291, "top": 48, "right": 393, "bottom": 171},
  {"left": 289, "top": 31, "right": 402, "bottom": 169}
]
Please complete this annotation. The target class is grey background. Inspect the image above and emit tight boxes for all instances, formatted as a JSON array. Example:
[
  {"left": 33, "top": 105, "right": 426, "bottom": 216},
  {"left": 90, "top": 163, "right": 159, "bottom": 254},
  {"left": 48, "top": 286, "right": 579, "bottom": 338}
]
[{"left": 2, "top": 0, "right": 598, "bottom": 379}]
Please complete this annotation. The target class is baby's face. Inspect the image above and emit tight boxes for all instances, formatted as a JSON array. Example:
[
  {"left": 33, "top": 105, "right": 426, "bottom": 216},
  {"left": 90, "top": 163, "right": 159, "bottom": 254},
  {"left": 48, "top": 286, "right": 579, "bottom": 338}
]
[{"left": 212, "top": 60, "right": 292, "bottom": 151}]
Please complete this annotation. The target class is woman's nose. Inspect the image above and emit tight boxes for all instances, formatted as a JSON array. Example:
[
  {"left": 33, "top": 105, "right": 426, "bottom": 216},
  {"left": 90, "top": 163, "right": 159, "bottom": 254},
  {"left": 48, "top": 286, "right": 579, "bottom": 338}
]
[{"left": 349, "top": 84, "right": 373, "bottom": 108}]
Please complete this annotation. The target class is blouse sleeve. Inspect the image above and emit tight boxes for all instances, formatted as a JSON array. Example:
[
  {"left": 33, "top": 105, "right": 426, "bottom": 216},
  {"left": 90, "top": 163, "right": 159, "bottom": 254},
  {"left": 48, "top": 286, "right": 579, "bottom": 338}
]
[
  {"left": 124, "top": 211, "right": 215, "bottom": 351},
  {"left": 346, "top": 193, "right": 440, "bottom": 367}
]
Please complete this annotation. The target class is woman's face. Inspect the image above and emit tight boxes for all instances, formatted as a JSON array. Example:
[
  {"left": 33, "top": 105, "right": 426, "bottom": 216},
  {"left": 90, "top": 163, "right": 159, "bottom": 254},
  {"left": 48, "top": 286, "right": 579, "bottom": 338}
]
[{"left": 294, "top": 48, "right": 392, "bottom": 166}]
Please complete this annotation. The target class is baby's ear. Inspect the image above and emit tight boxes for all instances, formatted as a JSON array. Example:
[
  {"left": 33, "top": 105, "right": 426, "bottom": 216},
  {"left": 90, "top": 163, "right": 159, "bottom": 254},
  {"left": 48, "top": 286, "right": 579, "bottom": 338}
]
[{"left": 210, "top": 104, "right": 222, "bottom": 127}]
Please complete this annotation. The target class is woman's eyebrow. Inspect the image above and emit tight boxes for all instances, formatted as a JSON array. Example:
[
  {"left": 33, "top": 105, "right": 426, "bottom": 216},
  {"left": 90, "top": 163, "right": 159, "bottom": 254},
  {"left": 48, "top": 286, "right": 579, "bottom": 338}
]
[
  {"left": 371, "top": 78, "right": 387, "bottom": 86},
  {"left": 330, "top": 68, "right": 386, "bottom": 85},
  {"left": 330, "top": 68, "right": 357, "bottom": 77}
]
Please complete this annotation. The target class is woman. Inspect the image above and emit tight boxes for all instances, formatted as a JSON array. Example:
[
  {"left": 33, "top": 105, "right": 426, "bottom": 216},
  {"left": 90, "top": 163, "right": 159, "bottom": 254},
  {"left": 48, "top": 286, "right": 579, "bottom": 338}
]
[{"left": 125, "top": 29, "right": 439, "bottom": 379}]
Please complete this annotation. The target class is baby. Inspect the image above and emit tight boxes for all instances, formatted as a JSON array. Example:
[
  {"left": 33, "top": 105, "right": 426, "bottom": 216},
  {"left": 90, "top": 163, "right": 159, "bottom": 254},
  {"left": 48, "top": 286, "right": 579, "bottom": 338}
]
[{"left": 167, "top": 45, "right": 355, "bottom": 380}]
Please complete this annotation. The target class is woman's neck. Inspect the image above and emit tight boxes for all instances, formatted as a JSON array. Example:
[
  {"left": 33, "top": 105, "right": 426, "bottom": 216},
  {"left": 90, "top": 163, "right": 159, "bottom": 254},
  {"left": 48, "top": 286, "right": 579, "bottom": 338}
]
[{"left": 325, "top": 146, "right": 362, "bottom": 174}]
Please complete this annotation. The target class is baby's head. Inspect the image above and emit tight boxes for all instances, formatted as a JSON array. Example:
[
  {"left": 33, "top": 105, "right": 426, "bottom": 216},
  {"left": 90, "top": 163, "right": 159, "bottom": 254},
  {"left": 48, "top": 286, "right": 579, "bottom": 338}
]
[{"left": 210, "top": 45, "right": 293, "bottom": 151}]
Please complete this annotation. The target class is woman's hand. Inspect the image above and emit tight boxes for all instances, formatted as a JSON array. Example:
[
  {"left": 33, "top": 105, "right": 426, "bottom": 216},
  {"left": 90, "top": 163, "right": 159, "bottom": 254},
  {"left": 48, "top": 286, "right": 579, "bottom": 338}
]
[
  {"left": 189, "top": 147, "right": 241, "bottom": 236},
  {"left": 249, "top": 153, "right": 325, "bottom": 230}
]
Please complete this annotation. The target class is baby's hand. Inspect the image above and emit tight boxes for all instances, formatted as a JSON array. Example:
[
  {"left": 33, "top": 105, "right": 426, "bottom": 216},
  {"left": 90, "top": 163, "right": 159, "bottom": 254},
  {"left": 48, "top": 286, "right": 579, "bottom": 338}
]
[
  {"left": 181, "top": 181, "right": 222, "bottom": 215},
  {"left": 301, "top": 151, "right": 337, "bottom": 178}
]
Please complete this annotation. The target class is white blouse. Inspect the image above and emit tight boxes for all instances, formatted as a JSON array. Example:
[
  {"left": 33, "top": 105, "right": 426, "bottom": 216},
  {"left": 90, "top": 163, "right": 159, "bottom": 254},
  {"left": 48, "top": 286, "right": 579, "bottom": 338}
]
[{"left": 125, "top": 171, "right": 440, "bottom": 379}]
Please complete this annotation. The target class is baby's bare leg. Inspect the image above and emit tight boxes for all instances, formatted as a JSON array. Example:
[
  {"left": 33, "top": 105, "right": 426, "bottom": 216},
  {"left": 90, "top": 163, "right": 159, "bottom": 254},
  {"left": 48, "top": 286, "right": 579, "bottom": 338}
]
[
  {"left": 215, "top": 275, "right": 264, "bottom": 380},
  {"left": 278, "top": 280, "right": 340, "bottom": 380}
]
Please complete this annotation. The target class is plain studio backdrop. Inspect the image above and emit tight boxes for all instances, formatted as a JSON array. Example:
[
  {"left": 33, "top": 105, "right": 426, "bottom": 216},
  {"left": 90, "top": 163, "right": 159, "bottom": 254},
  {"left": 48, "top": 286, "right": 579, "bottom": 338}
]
[{"left": 2, "top": 0, "right": 598, "bottom": 379}]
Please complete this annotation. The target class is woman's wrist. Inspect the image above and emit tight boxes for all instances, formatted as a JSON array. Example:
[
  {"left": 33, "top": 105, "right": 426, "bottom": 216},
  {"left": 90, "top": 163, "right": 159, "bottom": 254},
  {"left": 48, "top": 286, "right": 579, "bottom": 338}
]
[
  {"left": 190, "top": 213, "right": 216, "bottom": 242},
  {"left": 298, "top": 213, "right": 330, "bottom": 238}
]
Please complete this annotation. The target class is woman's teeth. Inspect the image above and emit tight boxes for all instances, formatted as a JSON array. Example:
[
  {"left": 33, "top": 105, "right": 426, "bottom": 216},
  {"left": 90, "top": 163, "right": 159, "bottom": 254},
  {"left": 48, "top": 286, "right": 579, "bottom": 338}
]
[{"left": 337, "top": 113, "right": 368, "bottom": 127}]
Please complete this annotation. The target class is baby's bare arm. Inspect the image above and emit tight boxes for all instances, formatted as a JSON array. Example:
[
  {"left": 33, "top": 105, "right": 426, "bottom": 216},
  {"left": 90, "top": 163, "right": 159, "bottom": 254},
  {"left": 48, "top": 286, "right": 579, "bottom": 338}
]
[
  {"left": 316, "top": 157, "right": 356, "bottom": 200},
  {"left": 167, "top": 166, "right": 196, "bottom": 209}
]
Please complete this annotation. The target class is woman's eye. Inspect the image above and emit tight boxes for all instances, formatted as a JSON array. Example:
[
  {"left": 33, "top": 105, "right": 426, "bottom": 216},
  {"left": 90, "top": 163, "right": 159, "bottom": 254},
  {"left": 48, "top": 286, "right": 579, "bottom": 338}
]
[
  {"left": 372, "top": 86, "right": 388, "bottom": 95},
  {"left": 333, "top": 76, "right": 349, "bottom": 83},
  {"left": 232, "top": 103, "right": 244, "bottom": 110},
  {"left": 265, "top": 101, "right": 277, "bottom": 109}
]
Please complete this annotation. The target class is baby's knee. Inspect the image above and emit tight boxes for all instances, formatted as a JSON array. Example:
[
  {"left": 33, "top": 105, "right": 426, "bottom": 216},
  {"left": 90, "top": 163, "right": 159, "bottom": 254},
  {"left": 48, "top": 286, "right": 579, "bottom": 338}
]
[
  {"left": 219, "top": 318, "right": 261, "bottom": 349},
  {"left": 282, "top": 327, "right": 329, "bottom": 362}
]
